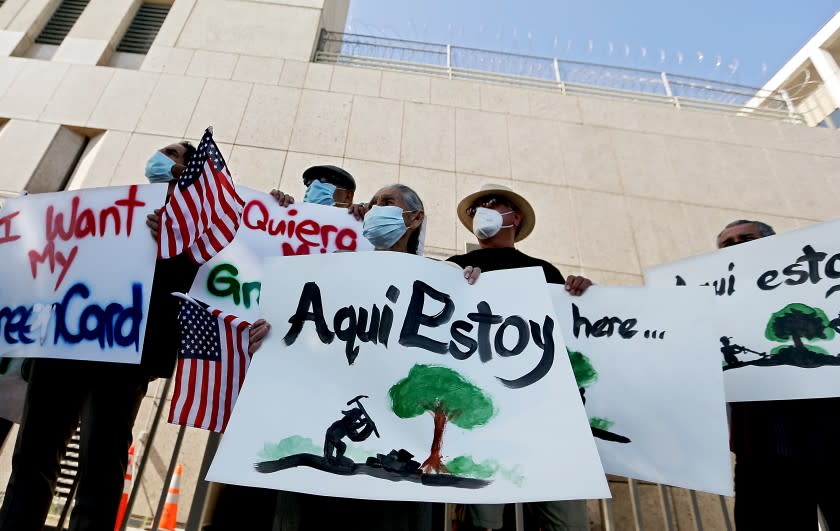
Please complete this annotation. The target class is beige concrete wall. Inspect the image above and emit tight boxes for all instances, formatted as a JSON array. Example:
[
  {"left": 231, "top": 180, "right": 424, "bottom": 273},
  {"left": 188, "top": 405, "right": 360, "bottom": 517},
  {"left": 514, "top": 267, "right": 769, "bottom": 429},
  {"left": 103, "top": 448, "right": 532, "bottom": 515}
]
[{"left": 1, "top": 0, "right": 840, "bottom": 528}]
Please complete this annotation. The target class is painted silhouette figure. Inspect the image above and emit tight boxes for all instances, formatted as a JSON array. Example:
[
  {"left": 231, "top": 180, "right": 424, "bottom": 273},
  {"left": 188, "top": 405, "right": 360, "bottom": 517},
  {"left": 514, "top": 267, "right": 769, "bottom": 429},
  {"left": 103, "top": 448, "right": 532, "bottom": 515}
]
[
  {"left": 720, "top": 336, "right": 766, "bottom": 365},
  {"left": 324, "top": 396, "right": 378, "bottom": 462}
]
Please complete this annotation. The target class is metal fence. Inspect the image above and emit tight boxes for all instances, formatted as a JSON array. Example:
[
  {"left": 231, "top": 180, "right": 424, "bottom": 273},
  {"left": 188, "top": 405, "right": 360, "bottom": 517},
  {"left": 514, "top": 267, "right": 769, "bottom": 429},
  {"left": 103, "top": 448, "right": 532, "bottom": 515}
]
[{"left": 315, "top": 31, "right": 802, "bottom": 123}]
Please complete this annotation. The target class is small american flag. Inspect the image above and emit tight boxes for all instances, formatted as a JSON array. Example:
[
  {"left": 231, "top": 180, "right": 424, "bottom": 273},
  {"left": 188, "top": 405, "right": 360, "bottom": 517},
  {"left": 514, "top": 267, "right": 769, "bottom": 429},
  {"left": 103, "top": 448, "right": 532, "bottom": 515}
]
[
  {"left": 159, "top": 127, "right": 244, "bottom": 263},
  {"left": 169, "top": 293, "right": 252, "bottom": 432}
]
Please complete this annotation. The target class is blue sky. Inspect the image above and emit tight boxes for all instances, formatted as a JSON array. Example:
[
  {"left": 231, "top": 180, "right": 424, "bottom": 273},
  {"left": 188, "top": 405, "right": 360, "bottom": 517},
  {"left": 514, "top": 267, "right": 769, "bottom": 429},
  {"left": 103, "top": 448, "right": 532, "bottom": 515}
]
[{"left": 345, "top": 1, "right": 840, "bottom": 87}]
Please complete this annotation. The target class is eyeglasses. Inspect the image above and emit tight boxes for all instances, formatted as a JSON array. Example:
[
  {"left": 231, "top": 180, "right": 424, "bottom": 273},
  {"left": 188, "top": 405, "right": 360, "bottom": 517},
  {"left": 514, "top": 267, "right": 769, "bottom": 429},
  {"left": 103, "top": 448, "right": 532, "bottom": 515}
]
[{"left": 466, "top": 196, "right": 515, "bottom": 217}]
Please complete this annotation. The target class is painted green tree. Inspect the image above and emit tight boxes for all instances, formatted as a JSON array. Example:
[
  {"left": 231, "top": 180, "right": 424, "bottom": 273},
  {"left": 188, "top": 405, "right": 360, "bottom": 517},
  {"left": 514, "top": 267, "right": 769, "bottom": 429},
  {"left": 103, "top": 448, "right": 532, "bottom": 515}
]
[
  {"left": 765, "top": 303, "right": 835, "bottom": 355},
  {"left": 389, "top": 364, "right": 496, "bottom": 474},
  {"left": 568, "top": 349, "right": 598, "bottom": 388}
]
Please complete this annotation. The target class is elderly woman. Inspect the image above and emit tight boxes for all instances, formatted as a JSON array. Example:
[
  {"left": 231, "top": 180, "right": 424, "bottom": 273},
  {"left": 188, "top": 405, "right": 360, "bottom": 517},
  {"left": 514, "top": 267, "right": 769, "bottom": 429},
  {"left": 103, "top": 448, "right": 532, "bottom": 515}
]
[{"left": 360, "top": 183, "right": 426, "bottom": 255}]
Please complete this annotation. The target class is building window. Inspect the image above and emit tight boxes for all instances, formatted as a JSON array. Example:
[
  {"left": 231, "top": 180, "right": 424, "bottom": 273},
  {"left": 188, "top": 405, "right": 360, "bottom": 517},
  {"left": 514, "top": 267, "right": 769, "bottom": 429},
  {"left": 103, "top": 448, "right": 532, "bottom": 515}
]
[
  {"left": 26, "top": 127, "right": 90, "bottom": 194},
  {"left": 108, "top": 3, "right": 171, "bottom": 69},
  {"left": 26, "top": 0, "right": 91, "bottom": 60}
]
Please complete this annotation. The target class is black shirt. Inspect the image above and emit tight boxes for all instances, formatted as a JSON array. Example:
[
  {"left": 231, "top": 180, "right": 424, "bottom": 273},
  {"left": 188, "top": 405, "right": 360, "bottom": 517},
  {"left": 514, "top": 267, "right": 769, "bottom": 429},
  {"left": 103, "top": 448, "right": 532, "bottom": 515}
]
[
  {"left": 141, "top": 253, "right": 199, "bottom": 378},
  {"left": 446, "top": 247, "right": 565, "bottom": 285}
]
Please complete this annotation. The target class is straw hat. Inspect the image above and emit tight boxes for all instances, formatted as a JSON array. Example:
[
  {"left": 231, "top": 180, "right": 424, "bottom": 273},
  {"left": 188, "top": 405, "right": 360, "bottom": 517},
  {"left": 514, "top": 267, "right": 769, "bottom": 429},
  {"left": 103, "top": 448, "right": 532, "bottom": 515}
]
[{"left": 456, "top": 184, "right": 535, "bottom": 242}]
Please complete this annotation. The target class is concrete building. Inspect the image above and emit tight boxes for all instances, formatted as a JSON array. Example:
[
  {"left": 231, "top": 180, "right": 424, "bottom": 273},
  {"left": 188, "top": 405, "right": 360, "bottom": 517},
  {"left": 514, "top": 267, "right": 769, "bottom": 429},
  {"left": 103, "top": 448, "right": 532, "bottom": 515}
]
[
  {"left": 0, "top": 1, "right": 838, "bottom": 529},
  {"left": 749, "top": 10, "right": 840, "bottom": 128}
]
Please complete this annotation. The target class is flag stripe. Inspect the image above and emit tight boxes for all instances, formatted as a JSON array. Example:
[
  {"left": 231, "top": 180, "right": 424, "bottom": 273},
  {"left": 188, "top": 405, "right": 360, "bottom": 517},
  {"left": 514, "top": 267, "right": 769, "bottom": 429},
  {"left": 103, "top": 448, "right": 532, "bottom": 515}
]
[
  {"left": 158, "top": 128, "right": 243, "bottom": 262},
  {"left": 169, "top": 294, "right": 252, "bottom": 433}
]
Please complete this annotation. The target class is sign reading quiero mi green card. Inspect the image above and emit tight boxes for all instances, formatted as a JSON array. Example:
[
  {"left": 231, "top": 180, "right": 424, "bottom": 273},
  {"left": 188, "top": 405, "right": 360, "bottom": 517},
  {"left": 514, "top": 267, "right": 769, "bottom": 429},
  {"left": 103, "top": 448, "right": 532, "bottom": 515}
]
[
  {"left": 645, "top": 219, "right": 840, "bottom": 402},
  {"left": 208, "top": 253, "right": 609, "bottom": 503},
  {"left": 188, "top": 186, "right": 373, "bottom": 323},
  {"left": 553, "top": 286, "right": 732, "bottom": 495}
]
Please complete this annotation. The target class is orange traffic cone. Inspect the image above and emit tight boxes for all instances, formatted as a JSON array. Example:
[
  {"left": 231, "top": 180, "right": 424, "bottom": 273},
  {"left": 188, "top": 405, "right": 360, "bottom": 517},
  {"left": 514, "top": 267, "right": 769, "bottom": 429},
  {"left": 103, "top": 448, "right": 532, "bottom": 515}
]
[
  {"left": 114, "top": 444, "right": 135, "bottom": 531},
  {"left": 159, "top": 463, "right": 182, "bottom": 531}
]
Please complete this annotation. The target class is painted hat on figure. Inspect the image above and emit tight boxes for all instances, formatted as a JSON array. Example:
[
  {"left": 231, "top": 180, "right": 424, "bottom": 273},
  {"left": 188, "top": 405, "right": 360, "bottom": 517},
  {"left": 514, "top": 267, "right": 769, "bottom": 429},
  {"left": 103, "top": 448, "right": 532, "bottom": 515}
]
[
  {"left": 302, "top": 165, "right": 356, "bottom": 190},
  {"left": 457, "top": 183, "right": 536, "bottom": 242}
]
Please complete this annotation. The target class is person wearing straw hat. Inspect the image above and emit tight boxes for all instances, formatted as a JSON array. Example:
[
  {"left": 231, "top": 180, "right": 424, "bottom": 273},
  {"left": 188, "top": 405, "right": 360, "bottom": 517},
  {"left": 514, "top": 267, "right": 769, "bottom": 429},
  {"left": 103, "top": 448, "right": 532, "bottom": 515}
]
[{"left": 448, "top": 183, "right": 592, "bottom": 531}]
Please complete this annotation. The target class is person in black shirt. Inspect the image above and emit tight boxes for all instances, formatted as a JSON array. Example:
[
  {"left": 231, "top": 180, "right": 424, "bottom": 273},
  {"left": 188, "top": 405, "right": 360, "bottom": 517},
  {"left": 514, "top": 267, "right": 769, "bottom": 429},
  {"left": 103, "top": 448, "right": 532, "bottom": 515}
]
[
  {"left": 0, "top": 143, "right": 200, "bottom": 531},
  {"left": 447, "top": 184, "right": 592, "bottom": 531},
  {"left": 717, "top": 219, "right": 840, "bottom": 530}
]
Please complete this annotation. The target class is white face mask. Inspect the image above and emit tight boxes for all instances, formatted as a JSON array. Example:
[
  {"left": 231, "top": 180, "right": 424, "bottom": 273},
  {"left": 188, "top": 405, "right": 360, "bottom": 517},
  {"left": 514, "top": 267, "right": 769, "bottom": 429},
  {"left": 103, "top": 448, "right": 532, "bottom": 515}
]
[{"left": 472, "top": 207, "right": 514, "bottom": 240}]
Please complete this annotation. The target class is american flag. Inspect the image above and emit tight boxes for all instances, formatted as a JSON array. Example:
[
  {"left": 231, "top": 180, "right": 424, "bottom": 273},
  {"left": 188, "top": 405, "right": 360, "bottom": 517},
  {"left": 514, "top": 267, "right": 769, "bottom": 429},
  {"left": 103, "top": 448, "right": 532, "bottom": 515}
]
[
  {"left": 169, "top": 293, "right": 252, "bottom": 432},
  {"left": 159, "top": 127, "right": 244, "bottom": 263}
]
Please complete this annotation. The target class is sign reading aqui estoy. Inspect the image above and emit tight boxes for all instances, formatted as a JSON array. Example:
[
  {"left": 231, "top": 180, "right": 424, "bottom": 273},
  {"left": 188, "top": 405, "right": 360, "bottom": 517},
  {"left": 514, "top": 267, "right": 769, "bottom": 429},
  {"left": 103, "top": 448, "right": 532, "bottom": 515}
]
[
  {"left": 0, "top": 185, "right": 165, "bottom": 363},
  {"left": 188, "top": 186, "right": 373, "bottom": 322},
  {"left": 553, "top": 286, "right": 732, "bottom": 495},
  {"left": 209, "top": 254, "right": 609, "bottom": 503},
  {"left": 645, "top": 219, "right": 840, "bottom": 402}
]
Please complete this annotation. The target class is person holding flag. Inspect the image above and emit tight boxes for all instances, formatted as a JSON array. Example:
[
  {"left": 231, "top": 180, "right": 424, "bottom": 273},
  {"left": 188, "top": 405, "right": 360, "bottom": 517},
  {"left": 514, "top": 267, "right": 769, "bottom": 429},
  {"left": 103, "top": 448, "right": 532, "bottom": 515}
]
[{"left": 0, "top": 129, "right": 242, "bottom": 531}]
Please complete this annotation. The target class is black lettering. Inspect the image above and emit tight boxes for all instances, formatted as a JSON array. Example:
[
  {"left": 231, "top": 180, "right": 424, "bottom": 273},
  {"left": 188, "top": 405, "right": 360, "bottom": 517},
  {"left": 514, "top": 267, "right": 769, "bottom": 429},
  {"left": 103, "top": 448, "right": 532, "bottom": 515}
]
[
  {"left": 782, "top": 263, "right": 808, "bottom": 286},
  {"left": 356, "top": 306, "right": 380, "bottom": 343},
  {"left": 467, "top": 301, "right": 503, "bottom": 362},
  {"left": 448, "top": 320, "right": 477, "bottom": 360},
  {"left": 592, "top": 317, "right": 622, "bottom": 338},
  {"left": 618, "top": 318, "right": 638, "bottom": 338},
  {"left": 494, "top": 316, "right": 528, "bottom": 357},
  {"left": 283, "top": 282, "right": 335, "bottom": 345},
  {"left": 497, "top": 318, "right": 554, "bottom": 389},
  {"left": 826, "top": 253, "right": 840, "bottom": 279},
  {"left": 798, "top": 245, "right": 827, "bottom": 284},
  {"left": 333, "top": 306, "right": 360, "bottom": 364},
  {"left": 571, "top": 303, "right": 591, "bottom": 338},
  {"left": 757, "top": 270, "right": 781, "bottom": 290},
  {"left": 398, "top": 281, "right": 455, "bottom": 354}
]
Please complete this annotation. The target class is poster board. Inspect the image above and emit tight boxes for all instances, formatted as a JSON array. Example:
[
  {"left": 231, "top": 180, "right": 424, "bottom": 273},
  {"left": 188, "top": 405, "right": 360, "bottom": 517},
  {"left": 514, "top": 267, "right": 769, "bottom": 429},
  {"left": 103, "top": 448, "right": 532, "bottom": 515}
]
[
  {"left": 645, "top": 219, "right": 840, "bottom": 402},
  {"left": 0, "top": 185, "right": 165, "bottom": 363},
  {"left": 553, "top": 286, "right": 732, "bottom": 495},
  {"left": 209, "top": 254, "right": 609, "bottom": 503}
]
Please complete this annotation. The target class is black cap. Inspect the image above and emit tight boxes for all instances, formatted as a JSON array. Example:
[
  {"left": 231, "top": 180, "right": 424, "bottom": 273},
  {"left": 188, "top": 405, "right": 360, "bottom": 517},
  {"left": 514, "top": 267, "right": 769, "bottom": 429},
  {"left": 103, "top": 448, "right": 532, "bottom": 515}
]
[{"left": 302, "top": 165, "right": 356, "bottom": 191}]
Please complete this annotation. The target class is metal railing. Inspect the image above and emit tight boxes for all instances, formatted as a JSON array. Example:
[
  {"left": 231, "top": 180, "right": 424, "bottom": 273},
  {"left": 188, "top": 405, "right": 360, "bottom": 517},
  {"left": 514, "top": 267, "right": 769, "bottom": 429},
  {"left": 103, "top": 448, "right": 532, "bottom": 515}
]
[{"left": 315, "top": 31, "right": 803, "bottom": 123}]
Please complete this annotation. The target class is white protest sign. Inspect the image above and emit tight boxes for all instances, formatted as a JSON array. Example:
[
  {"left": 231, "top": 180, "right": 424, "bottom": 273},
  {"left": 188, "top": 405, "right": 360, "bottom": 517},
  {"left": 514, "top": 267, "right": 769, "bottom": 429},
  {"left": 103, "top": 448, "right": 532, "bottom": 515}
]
[
  {"left": 645, "top": 219, "right": 840, "bottom": 402},
  {"left": 188, "top": 187, "right": 373, "bottom": 321},
  {"left": 209, "top": 254, "right": 609, "bottom": 503},
  {"left": 0, "top": 185, "right": 165, "bottom": 363},
  {"left": 553, "top": 286, "right": 732, "bottom": 495}
]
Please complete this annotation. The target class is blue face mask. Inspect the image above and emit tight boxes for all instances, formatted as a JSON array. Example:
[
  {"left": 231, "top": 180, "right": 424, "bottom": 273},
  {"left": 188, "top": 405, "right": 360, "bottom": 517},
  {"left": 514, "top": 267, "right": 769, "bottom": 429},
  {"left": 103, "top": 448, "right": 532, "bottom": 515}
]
[
  {"left": 145, "top": 151, "right": 176, "bottom": 183},
  {"left": 363, "top": 205, "right": 409, "bottom": 250},
  {"left": 303, "top": 180, "right": 337, "bottom": 206}
]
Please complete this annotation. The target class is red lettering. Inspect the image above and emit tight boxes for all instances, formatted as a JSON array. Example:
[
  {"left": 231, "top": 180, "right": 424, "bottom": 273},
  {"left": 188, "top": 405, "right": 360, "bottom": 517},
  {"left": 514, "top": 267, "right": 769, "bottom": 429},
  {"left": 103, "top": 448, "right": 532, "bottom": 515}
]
[
  {"left": 54, "top": 245, "right": 78, "bottom": 291},
  {"left": 243, "top": 200, "right": 268, "bottom": 231},
  {"left": 46, "top": 197, "right": 79, "bottom": 242},
  {"left": 75, "top": 208, "right": 96, "bottom": 238},
  {"left": 28, "top": 240, "right": 57, "bottom": 279},
  {"left": 295, "top": 220, "right": 320, "bottom": 246},
  {"left": 113, "top": 184, "right": 145, "bottom": 236},
  {"left": 282, "top": 242, "right": 312, "bottom": 256},
  {"left": 0, "top": 211, "right": 21, "bottom": 245},
  {"left": 320, "top": 224, "right": 338, "bottom": 254},
  {"left": 336, "top": 228, "right": 358, "bottom": 251},
  {"left": 268, "top": 218, "right": 286, "bottom": 237},
  {"left": 99, "top": 206, "right": 121, "bottom": 236},
  {"left": 27, "top": 241, "right": 79, "bottom": 290}
]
